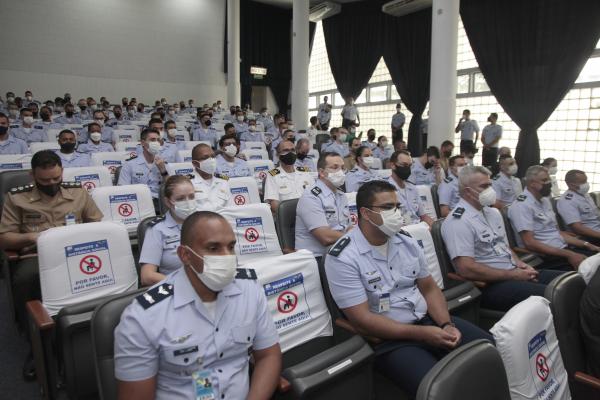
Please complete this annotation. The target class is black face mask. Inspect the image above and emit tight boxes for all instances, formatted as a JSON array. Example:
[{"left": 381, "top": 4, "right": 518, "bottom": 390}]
[
  {"left": 60, "top": 142, "right": 76, "bottom": 153},
  {"left": 79, "top": 105, "right": 87, "bottom": 111},
  {"left": 297, "top": 152, "right": 308, "bottom": 160},
  {"left": 114, "top": 112, "right": 122, "bottom": 119},
  {"left": 0, "top": 126, "right": 8, "bottom": 135},
  {"left": 204, "top": 119, "right": 212, "bottom": 126},
  {"left": 540, "top": 182, "right": 552, "bottom": 197},
  {"left": 442, "top": 150, "right": 452, "bottom": 158},
  {"left": 394, "top": 165, "right": 412, "bottom": 180},
  {"left": 368, "top": 135, "right": 375, "bottom": 141},
  {"left": 65, "top": 111, "right": 74, "bottom": 117},
  {"left": 279, "top": 152, "right": 297, "bottom": 165},
  {"left": 287, "top": 137, "right": 296, "bottom": 143},
  {"left": 424, "top": 161, "right": 433, "bottom": 169},
  {"left": 37, "top": 182, "right": 62, "bottom": 197},
  {"left": 40, "top": 112, "right": 50, "bottom": 120}
]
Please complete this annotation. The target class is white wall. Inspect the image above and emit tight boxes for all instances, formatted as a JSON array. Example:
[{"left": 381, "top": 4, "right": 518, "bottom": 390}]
[{"left": 0, "top": 0, "right": 227, "bottom": 104}]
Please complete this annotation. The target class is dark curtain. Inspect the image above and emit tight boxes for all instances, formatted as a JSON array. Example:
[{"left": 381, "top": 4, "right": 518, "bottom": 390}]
[
  {"left": 322, "top": 1, "right": 384, "bottom": 100},
  {"left": 461, "top": 0, "right": 600, "bottom": 176},
  {"left": 382, "top": 8, "right": 432, "bottom": 155},
  {"left": 309, "top": 22, "right": 316, "bottom": 57}
]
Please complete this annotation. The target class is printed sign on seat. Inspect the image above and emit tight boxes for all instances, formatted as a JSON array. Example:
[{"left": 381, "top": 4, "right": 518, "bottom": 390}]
[
  {"left": 417, "top": 185, "right": 438, "bottom": 220},
  {"left": 62, "top": 166, "right": 113, "bottom": 191},
  {"left": 246, "top": 159, "right": 275, "bottom": 192},
  {"left": 112, "top": 130, "right": 140, "bottom": 143},
  {"left": 346, "top": 192, "right": 358, "bottom": 227},
  {"left": 228, "top": 176, "right": 261, "bottom": 205},
  {"left": 30, "top": 142, "right": 60, "bottom": 154},
  {"left": 0, "top": 154, "right": 32, "bottom": 170},
  {"left": 91, "top": 184, "right": 155, "bottom": 234},
  {"left": 166, "top": 162, "right": 194, "bottom": 176},
  {"left": 241, "top": 149, "right": 269, "bottom": 161},
  {"left": 241, "top": 141, "right": 267, "bottom": 152},
  {"left": 90, "top": 151, "right": 131, "bottom": 180},
  {"left": 176, "top": 150, "right": 193, "bottom": 163},
  {"left": 114, "top": 142, "right": 139, "bottom": 158}
]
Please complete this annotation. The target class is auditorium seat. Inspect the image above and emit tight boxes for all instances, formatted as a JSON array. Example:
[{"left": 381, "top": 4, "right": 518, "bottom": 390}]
[
  {"left": 0, "top": 153, "right": 32, "bottom": 171},
  {"left": 499, "top": 206, "right": 544, "bottom": 268},
  {"left": 29, "top": 142, "right": 60, "bottom": 154},
  {"left": 276, "top": 198, "right": 299, "bottom": 252},
  {"left": 228, "top": 176, "right": 261, "bottom": 205}
]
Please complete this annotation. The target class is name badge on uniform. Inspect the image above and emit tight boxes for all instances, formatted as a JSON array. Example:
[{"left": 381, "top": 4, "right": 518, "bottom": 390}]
[
  {"left": 193, "top": 369, "right": 215, "bottom": 400},
  {"left": 378, "top": 293, "right": 390, "bottom": 313},
  {"left": 165, "top": 235, "right": 180, "bottom": 245}
]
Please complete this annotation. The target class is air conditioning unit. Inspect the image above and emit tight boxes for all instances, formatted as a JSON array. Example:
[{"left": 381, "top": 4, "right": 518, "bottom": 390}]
[
  {"left": 309, "top": 1, "right": 341, "bottom": 22},
  {"left": 382, "top": 0, "right": 432, "bottom": 17}
]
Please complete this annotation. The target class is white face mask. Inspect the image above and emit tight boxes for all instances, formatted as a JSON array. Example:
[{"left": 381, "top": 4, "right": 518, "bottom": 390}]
[
  {"left": 549, "top": 167, "right": 558, "bottom": 176},
  {"left": 236, "top": 115, "right": 244, "bottom": 122},
  {"left": 168, "top": 110, "right": 175, "bottom": 116},
  {"left": 167, "top": 128, "right": 178, "bottom": 138},
  {"left": 288, "top": 124, "right": 295, "bottom": 130},
  {"left": 23, "top": 127, "right": 32, "bottom": 134},
  {"left": 90, "top": 104, "right": 97, "bottom": 111},
  {"left": 261, "top": 112, "right": 267, "bottom": 117},
  {"left": 172, "top": 199, "right": 197, "bottom": 219},
  {"left": 455, "top": 166, "right": 465, "bottom": 177},
  {"left": 362, "top": 156, "right": 374, "bottom": 168},
  {"left": 224, "top": 144, "right": 237, "bottom": 157},
  {"left": 476, "top": 187, "right": 497, "bottom": 207},
  {"left": 23, "top": 116, "right": 34, "bottom": 125},
  {"left": 128, "top": 109, "right": 136, "bottom": 116},
  {"left": 159, "top": 130, "right": 166, "bottom": 139},
  {"left": 339, "top": 134, "right": 347, "bottom": 142},
  {"left": 507, "top": 164, "right": 518, "bottom": 176},
  {"left": 147, "top": 140, "right": 162, "bottom": 155},
  {"left": 326, "top": 169, "right": 346, "bottom": 188},
  {"left": 26, "top": 95, "right": 33, "bottom": 101},
  {"left": 577, "top": 182, "right": 590, "bottom": 195},
  {"left": 185, "top": 246, "right": 237, "bottom": 292},
  {"left": 196, "top": 158, "right": 217, "bottom": 175},
  {"left": 368, "top": 208, "right": 404, "bottom": 237},
  {"left": 90, "top": 132, "right": 102, "bottom": 142}
]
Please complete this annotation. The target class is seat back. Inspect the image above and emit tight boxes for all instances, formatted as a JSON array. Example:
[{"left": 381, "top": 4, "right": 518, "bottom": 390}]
[
  {"left": 37, "top": 221, "right": 139, "bottom": 316},
  {"left": 315, "top": 134, "right": 330, "bottom": 152},
  {"left": 111, "top": 129, "right": 140, "bottom": 143},
  {"left": 430, "top": 219, "right": 459, "bottom": 288},
  {"left": 241, "top": 148, "right": 269, "bottom": 160},
  {"left": 176, "top": 149, "right": 193, "bottom": 162},
  {"left": 590, "top": 191, "right": 600, "bottom": 209},
  {"left": 62, "top": 166, "right": 114, "bottom": 191},
  {"left": 90, "top": 184, "right": 156, "bottom": 234},
  {"left": 430, "top": 184, "right": 441, "bottom": 218},
  {"left": 91, "top": 290, "right": 143, "bottom": 400},
  {"left": 29, "top": 142, "right": 60, "bottom": 154},
  {"left": 276, "top": 198, "right": 299, "bottom": 250},
  {"left": 374, "top": 169, "right": 392, "bottom": 179},
  {"left": 490, "top": 296, "right": 571, "bottom": 399},
  {"left": 0, "top": 153, "right": 32, "bottom": 171},
  {"left": 165, "top": 162, "right": 194, "bottom": 176},
  {"left": 0, "top": 169, "right": 32, "bottom": 212},
  {"left": 416, "top": 340, "right": 510, "bottom": 400},
  {"left": 228, "top": 176, "right": 261, "bottom": 205},
  {"left": 174, "top": 128, "right": 190, "bottom": 143},
  {"left": 220, "top": 204, "right": 283, "bottom": 263},
  {"left": 241, "top": 141, "right": 267, "bottom": 152},
  {"left": 500, "top": 206, "right": 519, "bottom": 249},
  {"left": 578, "top": 253, "right": 600, "bottom": 284},
  {"left": 183, "top": 140, "right": 211, "bottom": 150},
  {"left": 115, "top": 124, "right": 139, "bottom": 132},
  {"left": 246, "top": 159, "right": 275, "bottom": 192},
  {"left": 544, "top": 272, "right": 590, "bottom": 398},
  {"left": 90, "top": 151, "right": 131, "bottom": 183},
  {"left": 371, "top": 157, "right": 383, "bottom": 170},
  {"left": 403, "top": 222, "right": 444, "bottom": 289},
  {"left": 46, "top": 128, "right": 62, "bottom": 142},
  {"left": 113, "top": 142, "right": 139, "bottom": 157},
  {"left": 417, "top": 184, "right": 438, "bottom": 220},
  {"left": 550, "top": 197, "right": 567, "bottom": 231},
  {"left": 346, "top": 192, "right": 358, "bottom": 227},
  {"left": 136, "top": 215, "right": 158, "bottom": 251}
]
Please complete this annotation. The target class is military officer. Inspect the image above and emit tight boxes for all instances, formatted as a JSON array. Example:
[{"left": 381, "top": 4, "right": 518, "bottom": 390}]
[
  {"left": 557, "top": 169, "right": 600, "bottom": 243},
  {"left": 438, "top": 155, "right": 466, "bottom": 217},
  {"left": 114, "top": 211, "right": 281, "bottom": 400},
  {"left": 0, "top": 112, "right": 29, "bottom": 154},
  {"left": 189, "top": 143, "right": 232, "bottom": 211},
  {"left": 345, "top": 146, "right": 379, "bottom": 192},
  {"left": 53, "top": 103, "right": 82, "bottom": 125},
  {"left": 78, "top": 122, "right": 115, "bottom": 153},
  {"left": 491, "top": 155, "right": 522, "bottom": 207},
  {"left": 409, "top": 147, "right": 444, "bottom": 186},
  {"left": 294, "top": 138, "right": 317, "bottom": 172},
  {"left": 10, "top": 108, "right": 47, "bottom": 144},
  {"left": 55, "top": 129, "right": 91, "bottom": 167},
  {"left": 263, "top": 140, "right": 314, "bottom": 213},
  {"left": 215, "top": 134, "right": 251, "bottom": 178}
]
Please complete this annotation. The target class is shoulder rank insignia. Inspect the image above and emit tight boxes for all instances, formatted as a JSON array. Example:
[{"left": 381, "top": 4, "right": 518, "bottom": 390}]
[
  {"left": 9, "top": 124, "right": 19, "bottom": 129},
  {"left": 61, "top": 181, "right": 82, "bottom": 188},
  {"left": 147, "top": 215, "right": 166, "bottom": 227},
  {"left": 516, "top": 194, "right": 527, "bottom": 202},
  {"left": 33, "top": 124, "right": 45, "bottom": 130},
  {"left": 452, "top": 207, "right": 465, "bottom": 218},
  {"left": 268, "top": 168, "right": 281, "bottom": 177},
  {"left": 214, "top": 173, "right": 229, "bottom": 181},
  {"left": 444, "top": 177, "right": 453, "bottom": 183},
  {"left": 398, "top": 229, "right": 412, "bottom": 238},
  {"left": 235, "top": 268, "right": 257, "bottom": 280},
  {"left": 565, "top": 193, "right": 573, "bottom": 200},
  {"left": 492, "top": 175, "right": 500, "bottom": 180},
  {"left": 311, "top": 186, "right": 322, "bottom": 196},
  {"left": 328, "top": 236, "right": 351, "bottom": 257},
  {"left": 296, "top": 166, "right": 309, "bottom": 172},
  {"left": 136, "top": 283, "right": 174, "bottom": 309},
  {"left": 10, "top": 184, "right": 34, "bottom": 194},
  {"left": 126, "top": 154, "right": 138, "bottom": 161}
]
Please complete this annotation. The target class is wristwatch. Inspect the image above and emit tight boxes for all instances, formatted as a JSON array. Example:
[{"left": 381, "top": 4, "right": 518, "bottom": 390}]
[{"left": 439, "top": 321, "right": 456, "bottom": 329}]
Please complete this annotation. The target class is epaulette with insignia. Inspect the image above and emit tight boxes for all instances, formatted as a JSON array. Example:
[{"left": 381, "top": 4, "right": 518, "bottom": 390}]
[
  {"left": 214, "top": 173, "right": 229, "bottom": 180},
  {"left": 492, "top": 175, "right": 500, "bottom": 180},
  {"left": 268, "top": 168, "right": 280, "bottom": 177},
  {"left": 10, "top": 184, "right": 34, "bottom": 194},
  {"left": 136, "top": 283, "right": 174, "bottom": 309},
  {"left": 443, "top": 177, "right": 452, "bottom": 183},
  {"left": 296, "top": 166, "right": 309, "bottom": 172},
  {"left": 9, "top": 124, "right": 19, "bottom": 129},
  {"left": 311, "top": 186, "right": 322, "bottom": 196},
  {"left": 328, "top": 236, "right": 351, "bottom": 257},
  {"left": 452, "top": 207, "right": 465, "bottom": 218},
  {"left": 33, "top": 124, "right": 45, "bottom": 130},
  {"left": 61, "top": 181, "right": 82, "bottom": 188},
  {"left": 235, "top": 268, "right": 257, "bottom": 280},
  {"left": 350, "top": 168, "right": 358, "bottom": 172},
  {"left": 126, "top": 154, "right": 138, "bottom": 161},
  {"left": 565, "top": 193, "right": 573, "bottom": 200},
  {"left": 147, "top": 215, "right": 166, "bottom": 227},
  {"left": 516, "top": 194, "right": 527, "bottom": 202},
  {"left": 398, "top": 229, "right": 412, "bottom": 237}
]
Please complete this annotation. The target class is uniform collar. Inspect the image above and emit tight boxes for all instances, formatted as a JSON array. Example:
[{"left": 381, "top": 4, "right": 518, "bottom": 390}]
[
  {"left": 523, "top": 188, "right": 541, "bottom": 204},
  {"left": 27, "top": 184, "right": 73, "bottom": 202},
  {"left": 352, "top": 225, "right": 404, "bottom": 260},
  {"left": 165, "top": 210, "right": 181, "bottom": 228},
  {"left": 316, "top": 178, "right": 340, "bottom": 197},
  {"left": 172, "top": 268, "right": 243, "bottom": 311}
]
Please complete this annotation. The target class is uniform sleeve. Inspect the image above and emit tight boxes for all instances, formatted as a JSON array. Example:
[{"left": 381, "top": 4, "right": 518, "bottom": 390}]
[
  {"left": 508, "top": 202, "right": 534, "bottom": 233},
  {"left": 118, "top": 162, "right": 132, "bottom": 185},
  {"left": 415, "top": 241, "right": 432, "bottom": 279},
  {"left": 81, "top": 190, "right": 104, "bottom": 222},
  {"left": 345, "top": 172, "right": 359, "bottom": 193},
  {"left": 297, "top": 193, "right": 329, "bottom": 231},
  {"left": 556, "top": 198, "right": 581, "bottom": 225},
  {"left": 473, "top": 120, "right": 480, "bottom": 133},
  {"left": 263, "top": 174, "right": 280, "bottom": 202},
  {"left": 252, "top": 283, "right": 279, "bottom": 351},
  {"left": 0, "top": 194, "right": 22, "bottom": 234},
  {"left": 324, "top": 252, "right": 367, "bottom": 309},
  {"left": 114, "top": 302, "right": 160, "bottom": 381},
  {"left": 139, "top": 226, "right": 164, "bottom": 266},
  {"left": 438, "top": 183, "right": 452, "bottom": 206},
  {"left": 441, "top": 218, "right": 476, "bottom": 260},
  {"left": 491, "top": 179, "right": 501, "bottom": 199},
  {"left": 20, "top": 140, "right": 30, "bottom": 154}
]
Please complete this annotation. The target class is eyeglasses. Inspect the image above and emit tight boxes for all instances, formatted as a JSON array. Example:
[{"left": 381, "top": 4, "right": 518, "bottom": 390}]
[{"left": 367, "top": 203, "right": 401, "bottom": 211}]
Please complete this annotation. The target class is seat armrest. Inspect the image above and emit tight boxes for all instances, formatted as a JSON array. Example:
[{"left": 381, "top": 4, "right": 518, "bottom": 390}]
[
  {"left": 335, "top": 318, "right": 382, "bottom": 344},
  {"left": 278, "top": 376, "right": 291, "bottom": 393},
  {"left": 26, "top": 300, "right": 55, "bottom": 330},
  {"left": 574, "top": 371, "right": 600, "bottom": 390},
  {"left": 4, "top": 249, "right": 38, "bottom": 261},
  {"left": 282, "top": 248, "right": 296, "bottom": 254},
  {"left": 512, "top": 246, "right": 531, "bottom": 255},
  {"left": 447, "top": 272, "right": 487, "bottom": 289}
]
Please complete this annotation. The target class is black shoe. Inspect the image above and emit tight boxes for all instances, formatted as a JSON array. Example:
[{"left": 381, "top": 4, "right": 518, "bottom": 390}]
[{"left": 22, "top": 353, "right": 36, "bottom": 382}]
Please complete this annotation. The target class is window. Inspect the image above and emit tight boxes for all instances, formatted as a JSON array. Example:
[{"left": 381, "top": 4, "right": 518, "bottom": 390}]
[
  {"left": 457, "top": 74, "right": 470, "bottom": 94},
  {"left": 391, "top": 85, "right": 400, "bottom": 100},
  {"left": 369, "top": 85, "right": 388, "bottom": 102},
  {"left": 334, "top": 92, "right": 345, "bottom": 106},
  {"left": 576, "top": 57, "right": 600, "bottom": 84},
  {"left": 356, "top": 89, "right": 367, "bottom": 104},
  {"left": 308, "top": 96, "right": 317, "bottom": 110},
  {"left": 473, "top": 73, "right": 490, "bottom": 92}
]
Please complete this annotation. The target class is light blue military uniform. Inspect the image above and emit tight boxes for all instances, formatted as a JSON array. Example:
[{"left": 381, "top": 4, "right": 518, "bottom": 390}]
[
  {"left": 325, "top": 227, "right": 429, "bottom": 323},
  {"left": 409, "top": 158, "right": 440, "bottom": 186},
  {"left": 294, "top": 156, "right": 317, "bottom": 172},
  {"left": 557, "top": 190, "right": 600, "bottom": 232},
  {"left": 234, "top": 122, "right": 248, "bottom": 136},
  {"left": 321, "top": 141, "right": 349, "bottom": 157},
  {"left": 295, "top": 178, "right": 350, "bottom": 257},
  {"left": 53, "top": 115, "right": 82, "bottom": 124},
  {"left": 386, "top": 176, "right": 426, "bottom": 225},
  {"left": 492, "top": 173, "right": 522, "bottom": 205},
  {"left": 215, "top": 154, "right": 251, "bottom": 178},
  {"left": 345, "top": 166, "right": 379, "bottom": 192},
  {"left": 266, "top": 126, "right": 280, "bottom": 141},
  {"left": 79, "top": 126, "right": 114, "bottom": 143},
  {"left": 106, "top": 117, "right": 132, "bottom": 127},
  {"left": 437, "top": 173, "right": 460, "bottom": 209},
  {"left": 458, "top": 119, "right": 480, "bottom": 141},
  {"left": 54, "top": 150, "right": 91, "bottom": 167},
  {"left": 192, "top": 126, "right": 218, "bottom": 147},
  {"left": 373, "top": 146, "right": 393, "bottom": 161},
  {"left": 442, "top": 199, "right": 516, "bottom": 270},
  {"left": 114, "top": 268, "right": 279, "bottom": 400},
  {"left": 508, "top": 189, "right": 566, "bottom": 248},
  {"left": 78, "top": 140, "right": 114, "bottom": 154},
  {"left": 361, "top": 140, "right": 377, "bottom": 150},
  {"left": 317, "top": 108, "right": 331, "bottom": 127},
  {"left": 256, "top": 115, "right": 273, "bottom": 131},
  {"left": 240, "top": 130, "right": 264, "bottom": 142},
  {"left": 139, "top": 212, "right": 183, "bottom": 275},
  {"left": 391, "top": 112, "right": 405, "bottom": 129},
  {"left": 10, "top": 125, "right": 48, "bottom": 144},
  {"left": 118, "top": 155, "right": 164, "bottom": 198},
  {"left": 0, "top": 136, "right": 29, "bottom": 154},
  {"left": 481, "top": 124, "right": 502, "bottom": 147}
]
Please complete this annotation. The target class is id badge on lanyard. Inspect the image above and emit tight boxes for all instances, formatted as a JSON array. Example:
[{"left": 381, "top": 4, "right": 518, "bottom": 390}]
[{"left": 193, "top": 370, "right": 215, "bottom": 400}]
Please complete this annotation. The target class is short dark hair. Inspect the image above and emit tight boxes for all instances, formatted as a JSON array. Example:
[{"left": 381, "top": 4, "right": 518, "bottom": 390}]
[
  {"left": 148, "top": 117, "right": 163, "bottom": 126},
  {"left": 87, "top": 122, "right": 101, "bottom": 131},
  {"left": 355, "top": 145, "right": 369, "bottom": 159},
  {"left": 425, "top": 146, "right": 440, "bottom": 158},
  {"left": 449, "top": 155, "right": 464, "bottom": 166},
  {"left": 441, "top": 140, "right": 454, "bottom": 148},
  {"left": 165, "top": 120, "right": 176, "bottom": 129},
  {"left": 463, "top": 109, "right": 470, "bottom": 114},
  {"left": 223, "top": 123, "right": 235, "bottom": 132},
  {"left": 317, "top": 152, "right": 341, "bottom": 170},
  {"left": 180, "top": 211, "right": 227, "bottom": 246},
  {"left": 58, "top": 129, "right": 75, "bottom": 139},
  {"left": 541, "top": 157, "right": 557, "bottom": 167},
  {"left": 191, "top": 143, "right": 212, "bottom": 160},
  {"left": 140, "top": 128, "right": 160, "bottom": 141},
  {"left": 356, "top": 180, "right": 397, "bottom": 213},
  {"left": 31, "top": 150, "right": 62, "bottom": 170},
  {"left": 390, "top": 150, "right": 411, "bottom": 164},
  {"left": 0, "top": 112, "right": 8, "bottom": 124},
  {"left": 565, "top": 169, "right": 585, "bottom": 184},
  {"left": 219, "top": 133, "right": 239, "bottom": 147}
]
